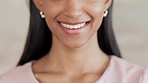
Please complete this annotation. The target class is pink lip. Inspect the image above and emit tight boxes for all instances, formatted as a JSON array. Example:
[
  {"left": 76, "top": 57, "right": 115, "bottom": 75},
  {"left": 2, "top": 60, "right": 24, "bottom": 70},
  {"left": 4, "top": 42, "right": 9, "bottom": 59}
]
[{"left": 58, "top": 21, "right": 90, "bottom": 35}]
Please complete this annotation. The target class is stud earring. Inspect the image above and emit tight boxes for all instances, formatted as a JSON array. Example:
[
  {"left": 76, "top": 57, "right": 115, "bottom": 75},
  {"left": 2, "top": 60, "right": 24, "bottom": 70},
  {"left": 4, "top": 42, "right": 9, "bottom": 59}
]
[
  {"left": 103, "top": 10, "right": 108, "bottom": 17},
  {"left": 40, "top": 11, "right": 45, "bottom": 18}
]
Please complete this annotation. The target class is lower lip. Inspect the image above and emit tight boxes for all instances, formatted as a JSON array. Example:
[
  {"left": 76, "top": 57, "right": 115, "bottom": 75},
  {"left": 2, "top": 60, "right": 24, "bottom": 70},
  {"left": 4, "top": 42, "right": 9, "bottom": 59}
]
[{"left": 58, "top": 22, "right": 89, "bottom": 35}]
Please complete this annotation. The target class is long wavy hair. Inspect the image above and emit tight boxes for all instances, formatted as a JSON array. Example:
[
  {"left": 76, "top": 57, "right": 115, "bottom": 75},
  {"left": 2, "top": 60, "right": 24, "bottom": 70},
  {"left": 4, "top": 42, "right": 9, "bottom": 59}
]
[{"left": 17, "top": 0, "right": 121, "bottom": 66}]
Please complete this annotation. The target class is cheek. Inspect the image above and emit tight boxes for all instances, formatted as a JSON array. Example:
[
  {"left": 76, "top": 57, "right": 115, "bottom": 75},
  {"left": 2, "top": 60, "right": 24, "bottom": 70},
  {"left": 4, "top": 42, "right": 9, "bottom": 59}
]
[
  {"left": 91, "top": 3, "right": 104, "bottom": 20},
  {"left": 45, "top": 17, "right": 60, "bottom": 37},
  {"left": 85, "top": 1, "right": 105, "bottom": 16},
  {"left": 43, "top": 6, "right": 62, "bottom": 20},
  {"left": 42, "top": 2, "right": 64, "bottom": 21},
  {"left": 42, "top": 5, "right": 64, "bottom": 33},
  {"left": 85, "top": 5, "right": 104, "bottom": 31}
]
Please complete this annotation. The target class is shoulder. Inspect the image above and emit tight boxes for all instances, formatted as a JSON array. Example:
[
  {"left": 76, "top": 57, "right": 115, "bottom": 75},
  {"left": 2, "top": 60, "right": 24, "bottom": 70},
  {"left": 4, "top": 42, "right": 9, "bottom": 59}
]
[
  {"left": 106, "top": 56, "right": 148, "bottom": 83},
  {"left": 142, "top": 68, "right": 148, "bottom": 83},
  {"left": 111, "top": 56, "right": 144, "bottom": 71},
  {"left": 0, "top": 61, "right": 36, "bottom": 83}
]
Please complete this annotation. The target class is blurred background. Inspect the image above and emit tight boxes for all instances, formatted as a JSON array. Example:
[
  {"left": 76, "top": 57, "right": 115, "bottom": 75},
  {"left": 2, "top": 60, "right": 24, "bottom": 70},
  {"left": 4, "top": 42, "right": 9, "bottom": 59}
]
[{"left": 0, "top": 0, "right": 148, "bottom": 75}]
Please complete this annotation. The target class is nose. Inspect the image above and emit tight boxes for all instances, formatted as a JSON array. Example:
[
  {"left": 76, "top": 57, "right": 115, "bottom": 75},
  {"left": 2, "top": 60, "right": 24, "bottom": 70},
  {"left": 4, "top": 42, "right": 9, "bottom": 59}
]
[{"left": 64, "top": 0, "right": 83, "bottom": 19}]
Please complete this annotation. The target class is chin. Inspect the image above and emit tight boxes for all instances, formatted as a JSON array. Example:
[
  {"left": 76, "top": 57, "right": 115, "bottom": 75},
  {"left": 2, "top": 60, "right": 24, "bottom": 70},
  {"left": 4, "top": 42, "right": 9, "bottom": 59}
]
[{"left": 63, "top": 40, "right": 86, "bottom": 49}]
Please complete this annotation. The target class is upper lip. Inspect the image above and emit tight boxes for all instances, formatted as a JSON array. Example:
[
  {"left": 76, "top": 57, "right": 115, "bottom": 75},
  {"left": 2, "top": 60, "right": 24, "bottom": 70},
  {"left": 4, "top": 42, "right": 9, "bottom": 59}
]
[{"left": 58, "top": 21, "right": 90, "bottom": 25}]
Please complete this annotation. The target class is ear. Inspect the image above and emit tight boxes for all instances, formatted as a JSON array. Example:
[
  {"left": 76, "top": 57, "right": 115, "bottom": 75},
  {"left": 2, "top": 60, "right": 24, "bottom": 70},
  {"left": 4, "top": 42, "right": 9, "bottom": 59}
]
[
  {"left": 33, "top": 0, "right": 43, "bottom": 11},
  {"left": 104, "top": 0, "right": 112, "bottom": 10}
]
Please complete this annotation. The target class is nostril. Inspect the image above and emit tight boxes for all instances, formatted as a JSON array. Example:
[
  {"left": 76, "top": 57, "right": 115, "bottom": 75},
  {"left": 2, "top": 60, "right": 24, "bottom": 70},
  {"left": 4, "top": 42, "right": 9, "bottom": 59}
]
[
  {"left": 64, "top": 10, "right": 84, "bottom": 19},
  {"left": 63, "top": 5, "right": 84, "bottom": 19}
]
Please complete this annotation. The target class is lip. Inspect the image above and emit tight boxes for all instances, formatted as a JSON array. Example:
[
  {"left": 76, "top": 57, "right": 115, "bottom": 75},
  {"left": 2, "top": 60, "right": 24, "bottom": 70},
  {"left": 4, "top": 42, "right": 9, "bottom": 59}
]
[
  {"left": 58, "top": 21, "right": 89, "bottom": 25},
  {"left": 58, "top": 21, "right": 90, "bottom": 35}
]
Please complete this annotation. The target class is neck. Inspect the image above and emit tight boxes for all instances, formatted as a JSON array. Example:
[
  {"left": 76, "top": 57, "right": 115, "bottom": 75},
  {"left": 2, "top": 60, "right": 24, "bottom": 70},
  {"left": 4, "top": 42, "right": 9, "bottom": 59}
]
[{"left": 34, "top": 34, "right": 109, "bottom": 76}]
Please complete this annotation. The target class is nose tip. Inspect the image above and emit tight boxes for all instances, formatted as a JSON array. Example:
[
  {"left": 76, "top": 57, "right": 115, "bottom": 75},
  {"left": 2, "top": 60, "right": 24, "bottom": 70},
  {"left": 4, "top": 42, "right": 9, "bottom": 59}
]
[
  {"left": 63, "top": 1, "right": 83, "bottom": 19},
  {"left": 64, "top": 10, "right": 84, "bottom": 19}
]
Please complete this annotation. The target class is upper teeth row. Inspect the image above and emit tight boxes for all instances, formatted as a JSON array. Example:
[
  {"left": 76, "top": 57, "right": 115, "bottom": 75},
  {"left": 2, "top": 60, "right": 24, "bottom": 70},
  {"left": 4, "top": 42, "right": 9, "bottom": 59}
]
[{"left": 61, "top": 22, "right": 86, "bottom": 29}]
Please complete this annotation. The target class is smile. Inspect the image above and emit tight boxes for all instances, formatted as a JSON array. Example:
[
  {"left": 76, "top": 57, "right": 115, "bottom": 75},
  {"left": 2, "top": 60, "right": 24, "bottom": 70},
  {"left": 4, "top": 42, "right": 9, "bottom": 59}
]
[
  {"left": 61, "top": 22, "right": 86, "bottom": 29},
  {"left": 58, "top": 21, "right": 90, "bottom": 35},
  {"left": 58, "top": 21, "right": 90, "bottom": 30}
]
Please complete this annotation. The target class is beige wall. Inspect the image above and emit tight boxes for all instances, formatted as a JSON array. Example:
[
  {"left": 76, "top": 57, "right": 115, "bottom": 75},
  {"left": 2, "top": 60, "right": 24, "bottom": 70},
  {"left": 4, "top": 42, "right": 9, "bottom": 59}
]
[
  {"left": 0, "top": 0, "right": 148, "bottom": 74},
  {"left": 113, "top": 0, "right": 148, "bottom": 67}
]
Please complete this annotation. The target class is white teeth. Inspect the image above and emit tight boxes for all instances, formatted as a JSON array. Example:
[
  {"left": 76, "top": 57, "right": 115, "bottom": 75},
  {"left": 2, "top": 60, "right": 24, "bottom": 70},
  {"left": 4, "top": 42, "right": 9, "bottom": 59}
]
[{"left": 61, "top": 22, "right": 86, "bottom": 29}]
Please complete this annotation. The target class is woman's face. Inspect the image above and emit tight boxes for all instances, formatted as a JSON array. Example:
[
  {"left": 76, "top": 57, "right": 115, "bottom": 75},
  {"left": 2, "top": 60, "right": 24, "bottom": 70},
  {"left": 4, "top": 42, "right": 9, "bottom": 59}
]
[{"left": 34, "top": 0, "right": 111, "bottom": 48}]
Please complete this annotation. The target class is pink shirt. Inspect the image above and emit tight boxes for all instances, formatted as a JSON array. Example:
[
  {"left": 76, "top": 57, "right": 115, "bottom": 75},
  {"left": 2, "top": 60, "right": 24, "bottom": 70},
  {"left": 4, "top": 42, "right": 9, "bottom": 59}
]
[{"left": 0, "top": 56, "right": 148, "bottom": 83}]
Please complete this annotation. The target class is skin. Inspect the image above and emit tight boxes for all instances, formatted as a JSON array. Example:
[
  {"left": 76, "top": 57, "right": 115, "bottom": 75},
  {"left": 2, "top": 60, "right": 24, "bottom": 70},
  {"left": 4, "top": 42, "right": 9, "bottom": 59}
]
[{"left": 32, "top": 0, "right": 112, "bottom": 82}]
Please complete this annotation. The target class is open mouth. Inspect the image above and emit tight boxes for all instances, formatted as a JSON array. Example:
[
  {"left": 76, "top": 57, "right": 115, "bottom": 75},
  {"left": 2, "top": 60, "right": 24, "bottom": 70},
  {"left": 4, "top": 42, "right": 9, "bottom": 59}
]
[
  {"left": 57, "top": 21, "right": 90, "bottom": 35},
  {"left": 58, "top": 21, "right": 90, "bottom": 30}
]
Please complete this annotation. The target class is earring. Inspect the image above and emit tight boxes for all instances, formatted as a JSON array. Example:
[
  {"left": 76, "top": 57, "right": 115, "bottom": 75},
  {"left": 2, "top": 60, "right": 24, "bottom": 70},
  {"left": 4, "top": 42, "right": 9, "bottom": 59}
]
[
  {"left": 103, "top": 10, "right": 108, "bottom": 17},
  {"left": 40, "top": 11, "right": 45, "bottom": 18}
]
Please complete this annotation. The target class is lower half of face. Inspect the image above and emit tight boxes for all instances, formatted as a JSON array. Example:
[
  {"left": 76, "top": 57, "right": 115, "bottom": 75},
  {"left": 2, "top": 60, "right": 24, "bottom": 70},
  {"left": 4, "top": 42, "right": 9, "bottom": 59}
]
[
  {"left": 43, "top": 0, "right": 105, "bottom": 48},
  {"left": 46, "top": 17, "right": 103, "bottom": 48}
]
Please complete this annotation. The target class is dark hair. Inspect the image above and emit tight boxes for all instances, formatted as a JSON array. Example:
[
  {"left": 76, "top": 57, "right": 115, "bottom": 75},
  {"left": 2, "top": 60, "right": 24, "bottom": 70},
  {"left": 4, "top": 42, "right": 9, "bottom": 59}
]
[{"left": 17, "top": 0, "right": 121, "bottom": 66}]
